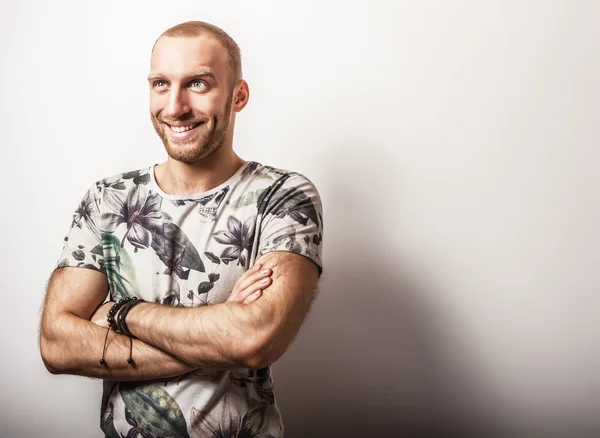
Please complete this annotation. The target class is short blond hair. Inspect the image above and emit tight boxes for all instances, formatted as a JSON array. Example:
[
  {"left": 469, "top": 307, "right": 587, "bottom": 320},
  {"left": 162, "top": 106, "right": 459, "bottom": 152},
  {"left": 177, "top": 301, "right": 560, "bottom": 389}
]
[{"left": 154, "top": 21, "right": 242, "bottom": 88}]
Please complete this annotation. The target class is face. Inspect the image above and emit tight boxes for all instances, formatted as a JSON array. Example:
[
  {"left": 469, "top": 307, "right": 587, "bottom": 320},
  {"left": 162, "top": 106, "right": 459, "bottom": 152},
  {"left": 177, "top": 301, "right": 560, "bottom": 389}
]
[{"left": 149, "top": 35, "right": 235, "bottom": 164}]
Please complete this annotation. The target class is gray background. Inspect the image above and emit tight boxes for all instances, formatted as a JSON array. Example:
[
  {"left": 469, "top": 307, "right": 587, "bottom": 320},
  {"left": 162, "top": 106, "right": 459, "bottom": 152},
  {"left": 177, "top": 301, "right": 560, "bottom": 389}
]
[{"left": 1, "top": 1, "right": 598, "bottom": 437}]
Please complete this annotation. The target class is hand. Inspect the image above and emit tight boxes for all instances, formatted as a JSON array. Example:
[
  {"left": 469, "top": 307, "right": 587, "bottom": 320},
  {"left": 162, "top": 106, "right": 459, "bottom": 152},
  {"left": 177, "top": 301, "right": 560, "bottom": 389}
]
[
  {"left": 227, "top": 263, "right": 273, "bottom": 304},
  {"left": 89, "top": 264, "right": 272, "bottom": 327},
  {"left": 90, "top": 301, "right": 113, "bottom": 328}
]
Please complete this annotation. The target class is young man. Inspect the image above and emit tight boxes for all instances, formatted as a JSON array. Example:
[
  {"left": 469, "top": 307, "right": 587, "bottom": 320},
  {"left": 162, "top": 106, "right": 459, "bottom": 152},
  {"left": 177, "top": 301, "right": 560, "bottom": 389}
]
[{"left": 39, "top": 21, "right": 323, "bottom": 438}]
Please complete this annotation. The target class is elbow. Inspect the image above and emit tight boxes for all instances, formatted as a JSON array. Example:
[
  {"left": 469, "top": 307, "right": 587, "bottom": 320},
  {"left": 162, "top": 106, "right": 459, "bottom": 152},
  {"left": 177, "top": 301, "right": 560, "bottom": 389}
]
[
  {"left": 39, "top": 333, "right": 64, "bottom": 375},
  {"left": 240, "top": 333, "right": 284, "bottom": 369},
  {"left": 243, "top": 354, "right": 275, "bottom": 370}
]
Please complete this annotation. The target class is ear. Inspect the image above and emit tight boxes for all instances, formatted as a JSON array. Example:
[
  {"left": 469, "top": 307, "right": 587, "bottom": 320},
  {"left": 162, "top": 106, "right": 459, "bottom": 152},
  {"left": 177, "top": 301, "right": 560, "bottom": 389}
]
[{"left": 232, "top": 80, "right": 250, "bottom": 112}]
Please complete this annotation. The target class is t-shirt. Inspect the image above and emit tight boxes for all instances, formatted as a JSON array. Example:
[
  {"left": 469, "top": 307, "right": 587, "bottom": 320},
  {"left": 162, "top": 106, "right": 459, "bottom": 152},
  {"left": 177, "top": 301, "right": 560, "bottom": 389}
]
[{"left": 56, "top": 161, "right": 324, "bottom": 438}]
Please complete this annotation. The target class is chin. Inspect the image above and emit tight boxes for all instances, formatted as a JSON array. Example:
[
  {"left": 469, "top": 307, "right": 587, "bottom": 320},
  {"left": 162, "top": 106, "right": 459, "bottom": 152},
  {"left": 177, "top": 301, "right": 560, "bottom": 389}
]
[{"left": 164, "top": 140, "right": 220, "bottom": 164}]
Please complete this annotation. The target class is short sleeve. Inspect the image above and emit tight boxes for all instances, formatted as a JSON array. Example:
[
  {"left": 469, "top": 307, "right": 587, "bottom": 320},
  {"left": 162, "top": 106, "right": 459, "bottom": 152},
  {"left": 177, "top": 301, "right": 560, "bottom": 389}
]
[
  {"left": 256, "top": 173, "right": 324, "bottom": 275},
  {"left": 55, "top": 182, "right": 106, "bottom": 273}
]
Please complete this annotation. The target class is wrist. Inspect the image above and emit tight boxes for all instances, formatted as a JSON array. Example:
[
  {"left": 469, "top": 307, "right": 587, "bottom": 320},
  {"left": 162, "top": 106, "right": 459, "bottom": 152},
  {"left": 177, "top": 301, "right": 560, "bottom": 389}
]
[
  {"left": 120, "top": 300, "right": 151, "bottom": 337},
  {"left": 115, "top": 297, "right": 146, "bottom": 337}
]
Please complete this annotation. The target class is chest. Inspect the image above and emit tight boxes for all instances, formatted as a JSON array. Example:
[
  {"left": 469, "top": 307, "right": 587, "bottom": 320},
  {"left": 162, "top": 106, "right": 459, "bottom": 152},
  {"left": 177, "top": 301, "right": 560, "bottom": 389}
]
[{"left": 100, "top": 200, "right": 258, "bottom": 306}]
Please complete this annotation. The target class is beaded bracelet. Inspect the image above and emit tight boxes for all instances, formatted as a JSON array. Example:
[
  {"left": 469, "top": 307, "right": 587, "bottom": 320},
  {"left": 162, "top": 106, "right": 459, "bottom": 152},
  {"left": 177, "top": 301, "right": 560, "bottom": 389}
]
[
  {"left": 99, "top": 297, "right": 143, "bottom": 367},
  {"left": 107, "top": 297, "right": 134, "bottom": 332},
  {"left": 116, "top": 297, "right": 144, "bottom": 337}
]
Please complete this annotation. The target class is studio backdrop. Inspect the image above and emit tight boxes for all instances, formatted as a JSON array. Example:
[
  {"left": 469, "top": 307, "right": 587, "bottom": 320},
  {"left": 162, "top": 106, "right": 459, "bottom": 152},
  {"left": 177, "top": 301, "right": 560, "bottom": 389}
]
[{"left": 1, "top": 1, "right": 598, "bottom": 437}]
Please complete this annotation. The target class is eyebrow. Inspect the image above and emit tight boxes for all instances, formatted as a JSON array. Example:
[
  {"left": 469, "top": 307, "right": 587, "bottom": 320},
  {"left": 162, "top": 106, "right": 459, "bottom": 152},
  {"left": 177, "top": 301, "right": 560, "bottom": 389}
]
[{"left": 147, "top": 70, "right": 217, "bottom": 83}]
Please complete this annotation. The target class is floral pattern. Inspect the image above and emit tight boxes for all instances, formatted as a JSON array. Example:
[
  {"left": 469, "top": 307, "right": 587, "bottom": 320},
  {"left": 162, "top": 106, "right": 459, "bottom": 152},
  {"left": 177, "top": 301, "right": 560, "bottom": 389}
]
[
  {"left": 103, "top": 185, "right": 163, "bottom": 250},
  {"left": 213, "top": 216, "right": 255, "bottom": 267},
  {"left": 56, "top": 161, "right": 323, "bottom": 438},
  {"left": 190, "top": 397, "right": 275, "bottom": 438}
]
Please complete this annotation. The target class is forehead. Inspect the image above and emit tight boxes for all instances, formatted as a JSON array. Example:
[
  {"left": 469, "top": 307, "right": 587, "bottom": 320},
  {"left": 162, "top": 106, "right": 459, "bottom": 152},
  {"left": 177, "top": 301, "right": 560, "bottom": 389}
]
[{"left": 150, "top": 35, "right": 229, "bottom": 80}]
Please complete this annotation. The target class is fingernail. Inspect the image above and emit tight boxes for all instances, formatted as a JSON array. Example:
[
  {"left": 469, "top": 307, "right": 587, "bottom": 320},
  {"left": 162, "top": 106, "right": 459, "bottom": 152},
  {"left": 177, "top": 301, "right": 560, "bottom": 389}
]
[
  {"left": 253, "top": 264, "right": 262, "bottom": 271},
  {"left": 260, "top": 268, "right": 270, "bottom": 275},
  {"left": 252, "top": 290, "right": 261, "bottom": 296},
  {"left": 260, "top": 278, "right": 270, "bottom": 284}
]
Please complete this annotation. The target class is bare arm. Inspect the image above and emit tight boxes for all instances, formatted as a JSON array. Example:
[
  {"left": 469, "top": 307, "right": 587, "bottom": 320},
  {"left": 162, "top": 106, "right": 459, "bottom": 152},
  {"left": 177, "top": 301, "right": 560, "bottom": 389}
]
[
  {"left": 39, "top": 267, "right": 195, "bottom": 381},
  {"left": 124, "top": 252, "right": 319, "bottom": 369}
]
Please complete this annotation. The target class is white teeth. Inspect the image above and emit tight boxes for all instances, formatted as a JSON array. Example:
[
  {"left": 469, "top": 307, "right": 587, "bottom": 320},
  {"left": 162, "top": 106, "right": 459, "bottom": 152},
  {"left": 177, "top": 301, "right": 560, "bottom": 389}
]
[{"left": 170, "top": 123, "right": 199, "bottom": 133}]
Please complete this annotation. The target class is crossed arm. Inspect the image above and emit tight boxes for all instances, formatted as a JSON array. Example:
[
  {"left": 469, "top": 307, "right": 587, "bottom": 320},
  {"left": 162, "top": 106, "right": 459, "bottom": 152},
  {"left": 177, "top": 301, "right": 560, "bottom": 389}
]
[{"left": 39, "top": 251, "right": 319, "bottom": 381}]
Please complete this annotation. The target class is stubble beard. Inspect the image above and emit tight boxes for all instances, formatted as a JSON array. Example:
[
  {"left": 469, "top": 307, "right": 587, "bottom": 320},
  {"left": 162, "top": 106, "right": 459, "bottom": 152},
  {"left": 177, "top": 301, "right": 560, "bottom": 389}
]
[{"left": 152, "top": 95, "right": 233, "bottom": 164}]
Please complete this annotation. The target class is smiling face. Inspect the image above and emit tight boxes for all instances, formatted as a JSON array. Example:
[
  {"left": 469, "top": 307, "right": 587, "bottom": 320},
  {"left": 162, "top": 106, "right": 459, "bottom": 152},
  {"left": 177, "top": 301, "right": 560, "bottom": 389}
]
[{"left": 149, "top": 34, "right": 237, "bottom": 164}]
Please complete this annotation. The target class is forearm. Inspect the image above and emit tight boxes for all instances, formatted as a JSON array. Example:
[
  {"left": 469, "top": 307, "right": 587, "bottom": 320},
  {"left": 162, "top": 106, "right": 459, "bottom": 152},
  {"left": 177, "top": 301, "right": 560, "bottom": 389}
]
[
  {"left": 40, "top": 312, "right": 195, "bottom": 381},
  {"left": 126, "top": 301, "right": 269, "bottom": 369},
  {"left": 125, "top": 253, "right": 318, "bottom": 369}
]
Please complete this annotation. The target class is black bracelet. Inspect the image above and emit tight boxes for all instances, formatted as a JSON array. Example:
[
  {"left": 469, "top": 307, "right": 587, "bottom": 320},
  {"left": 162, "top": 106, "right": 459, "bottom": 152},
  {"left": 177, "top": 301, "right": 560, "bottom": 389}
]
[
  {"left": 100, "top": 296, "right": 139, "bottom": 367},
  {"left": 117, "top": 297, "right": 145, "bottom": 365},
  {"left": 106, "top": 297, "right": 134, "bottom": 332},
  {"left": 116, "top": 297, "right": 145, "bottom": 337}
]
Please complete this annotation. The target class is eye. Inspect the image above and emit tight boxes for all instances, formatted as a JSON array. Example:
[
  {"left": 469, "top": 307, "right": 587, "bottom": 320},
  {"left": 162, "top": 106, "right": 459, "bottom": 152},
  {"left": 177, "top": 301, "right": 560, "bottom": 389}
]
[
  {"left": 189, "top": 80, "right": 207, "bottom": 90},
  {"left": 153, "top": 80, "right": 167, "bottom": 90}
]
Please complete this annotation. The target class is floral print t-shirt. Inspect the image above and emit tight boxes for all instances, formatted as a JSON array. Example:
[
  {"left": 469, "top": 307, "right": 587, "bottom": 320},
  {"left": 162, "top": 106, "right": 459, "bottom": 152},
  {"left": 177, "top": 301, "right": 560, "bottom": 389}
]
[{"left": 56, "top": 161, "right": 324, "bottom": 438}]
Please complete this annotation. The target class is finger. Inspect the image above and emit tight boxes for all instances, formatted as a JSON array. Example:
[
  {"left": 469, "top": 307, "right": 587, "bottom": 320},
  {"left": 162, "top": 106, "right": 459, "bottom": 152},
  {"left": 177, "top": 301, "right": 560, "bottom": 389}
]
[
  {"left": 243, "top": 290, "right": 262, "bottom": 304},
  {"left": 230, "top": 264, "right": 261, "bottom": 294},
  {"left": 233, "top": 267, "right": 273, "bottom": 295},
  {"left": 234, "top": 277, "right": 272, "bottom": 304},
  {"left": 227, "top": 265, "right": 261, "bottom": 302}
]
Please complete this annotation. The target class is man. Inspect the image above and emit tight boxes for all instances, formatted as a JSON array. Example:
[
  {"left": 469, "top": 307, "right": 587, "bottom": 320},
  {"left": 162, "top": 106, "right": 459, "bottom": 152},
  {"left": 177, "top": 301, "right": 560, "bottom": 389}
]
[{"left": 39, "top": 21, "right": 323, "bottom": 438}]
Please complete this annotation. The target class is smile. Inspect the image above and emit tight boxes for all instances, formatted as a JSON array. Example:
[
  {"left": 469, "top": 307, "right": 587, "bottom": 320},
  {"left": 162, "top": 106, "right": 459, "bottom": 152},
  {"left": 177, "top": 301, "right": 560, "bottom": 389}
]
[{"left": 167, "top": 122, "right": 203, "bottom": 133}]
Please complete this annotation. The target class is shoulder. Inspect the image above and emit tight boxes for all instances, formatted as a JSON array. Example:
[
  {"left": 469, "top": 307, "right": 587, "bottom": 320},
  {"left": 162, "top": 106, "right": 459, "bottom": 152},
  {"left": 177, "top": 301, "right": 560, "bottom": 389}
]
[
  {"left": 244, "top": 162, "right": 322, "bottom": 227},
  {"left": 95, "top": 166, "right": 153, "bottom": 192},
  {"left": 82, "top": 166, "right": 153, "bottom": 198},
  {"left": 242, "top": 161, "right": 320, "bottom": 193},
  {"left": 77, "top": 167, "right": 154, "bottom": 215}
]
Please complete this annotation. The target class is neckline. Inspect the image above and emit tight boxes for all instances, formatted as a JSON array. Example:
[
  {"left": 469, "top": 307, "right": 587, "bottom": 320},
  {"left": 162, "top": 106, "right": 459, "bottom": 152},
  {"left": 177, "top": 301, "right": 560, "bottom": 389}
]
[{"left": 149, "top": 161, "right": 252, "bottom": 201}]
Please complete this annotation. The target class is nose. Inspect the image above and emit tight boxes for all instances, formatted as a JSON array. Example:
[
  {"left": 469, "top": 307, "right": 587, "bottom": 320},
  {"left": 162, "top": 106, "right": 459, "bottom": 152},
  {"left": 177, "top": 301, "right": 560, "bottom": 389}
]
[{"left": 164, "top": 86, "right": 191, "bottom": 119}]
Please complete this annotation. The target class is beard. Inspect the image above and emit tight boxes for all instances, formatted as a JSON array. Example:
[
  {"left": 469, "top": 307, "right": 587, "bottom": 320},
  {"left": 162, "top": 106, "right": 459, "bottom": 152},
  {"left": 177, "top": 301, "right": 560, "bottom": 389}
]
[{"left": 151, "top": 94, "right": 233, "bottom": 164}]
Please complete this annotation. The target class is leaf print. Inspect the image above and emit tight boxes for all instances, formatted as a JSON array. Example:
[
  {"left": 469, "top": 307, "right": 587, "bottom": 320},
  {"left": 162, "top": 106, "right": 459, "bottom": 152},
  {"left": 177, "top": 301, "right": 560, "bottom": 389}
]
[
  {"left": 103, "top": 185, "right": 163, "bottom": 250},
  {"left": 208, "top": 273, "right": 220, "bottom": 282},
  {"left": 123, "top": 407, "right": 168, "bottom": 438},
  {"left": 111, "top": 181, "right": 126, "bottom": 190},
  {"left": 152, "top": 223, "right": 205, "bottom": 278},
  {"left": 57, "top": 258, "right": 69, "bottom": 268},
  {"left": 240, "top": 161, "right": 260, "bottom": 180},
  {"left": 102, "top": 232, "right": 140, "bottom": 301},
  {"left": 72, "top": 249, "right": 85, "bottom": 261},
  {"left": 122, "top": 170, "right": 142, "bottom": 180},
  {"left": 91, "top": 244, "right": 104, "bottom": 255},
  {"left": 257, "top": 174, "right": 320, "bottom": 227},
  {"left": 229, "top": 189, "right": 267, "bottom": 210},
  {"left": 71, "top": 185, "right": 101, "bottom": 240},
  {"left": 120, "top": 382, "right": 191, "bottom": 438},
  {"left": 213, "top": 216, "right": 255, "bottom": 266},
  {"left": 133, "top": 173, "right": 151, "bottom": 185},
  {"left": 100, "top": 174, "right": 127, "bottom": 191},
  {"left": 190, "top": 397, "right": 275, "bottom": 438},
  {"left": 204, "top": 252, "right": 221, "bottom": 265},
  {"left": 198, "top": 281, "right": 214, "bottom": 295}
]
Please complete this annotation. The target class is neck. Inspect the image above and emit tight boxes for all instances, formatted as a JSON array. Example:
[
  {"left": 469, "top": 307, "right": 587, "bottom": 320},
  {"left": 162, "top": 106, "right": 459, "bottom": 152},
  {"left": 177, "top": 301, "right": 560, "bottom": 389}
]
[{"left": 154, "top": 147, "right": 245, "bottom": 195}]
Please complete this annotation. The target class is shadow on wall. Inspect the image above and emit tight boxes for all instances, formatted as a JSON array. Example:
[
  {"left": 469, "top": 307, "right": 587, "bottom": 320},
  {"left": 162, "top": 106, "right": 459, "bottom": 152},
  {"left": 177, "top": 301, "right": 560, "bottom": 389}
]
[{"left": 272, "top": 145, "right": 508, "bottom": 438}]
